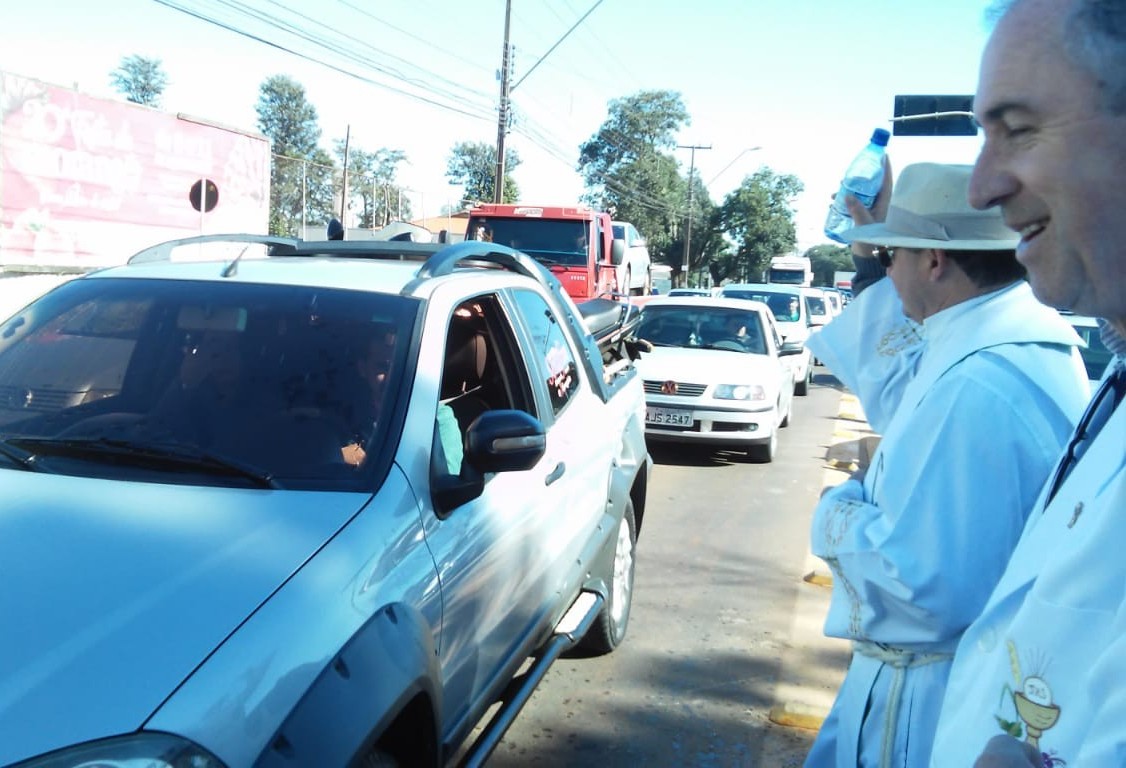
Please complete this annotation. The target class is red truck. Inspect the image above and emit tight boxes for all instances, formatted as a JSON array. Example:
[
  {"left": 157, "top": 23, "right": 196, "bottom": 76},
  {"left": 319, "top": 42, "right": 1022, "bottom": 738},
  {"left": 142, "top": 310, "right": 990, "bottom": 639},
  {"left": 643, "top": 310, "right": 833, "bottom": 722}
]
[{"left": 465, "top": 203, "right": 621, "bottom": 301}]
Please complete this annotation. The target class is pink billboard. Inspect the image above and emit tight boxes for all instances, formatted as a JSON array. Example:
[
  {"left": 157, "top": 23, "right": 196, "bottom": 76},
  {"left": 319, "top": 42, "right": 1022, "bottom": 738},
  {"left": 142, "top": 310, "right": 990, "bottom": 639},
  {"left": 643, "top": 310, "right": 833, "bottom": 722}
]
[{"left": 1, "top": 71, "right": 270, "bottom": 269}]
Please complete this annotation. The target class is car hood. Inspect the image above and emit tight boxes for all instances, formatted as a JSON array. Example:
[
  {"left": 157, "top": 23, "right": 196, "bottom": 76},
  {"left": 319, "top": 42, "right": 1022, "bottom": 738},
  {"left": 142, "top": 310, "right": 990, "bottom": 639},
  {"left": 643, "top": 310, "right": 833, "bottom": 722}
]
[
  {"left": 0, "top": 470, "right": 369, "bottom": 766},
  {"left": 774, "top": 319, "right": 810, "bottom": 340},
  {"left": 635, "top": 346, "right": 781, "bottom": 387}
]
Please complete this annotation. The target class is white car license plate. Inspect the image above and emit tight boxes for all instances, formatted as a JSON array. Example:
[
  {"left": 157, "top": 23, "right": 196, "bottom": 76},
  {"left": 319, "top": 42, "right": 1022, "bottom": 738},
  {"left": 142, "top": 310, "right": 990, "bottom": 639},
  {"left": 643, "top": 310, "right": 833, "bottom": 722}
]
[{"left": 646, "top": 407, "right": 694, "bottom": 426}]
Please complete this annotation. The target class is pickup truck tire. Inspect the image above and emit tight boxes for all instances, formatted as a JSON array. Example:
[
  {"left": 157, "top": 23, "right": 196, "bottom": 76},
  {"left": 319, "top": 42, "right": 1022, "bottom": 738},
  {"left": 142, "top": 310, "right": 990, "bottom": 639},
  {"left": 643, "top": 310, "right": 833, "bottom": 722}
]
[{"left": 580, "top": 499, "right": 637, "bottom": 654}]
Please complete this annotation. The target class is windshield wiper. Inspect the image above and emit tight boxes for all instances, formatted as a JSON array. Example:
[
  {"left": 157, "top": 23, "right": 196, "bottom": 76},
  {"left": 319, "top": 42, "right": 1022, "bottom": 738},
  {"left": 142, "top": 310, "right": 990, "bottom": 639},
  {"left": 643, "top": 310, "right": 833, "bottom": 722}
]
[
  {"left": 0, "top": 439, "right": 40, "bottom": 472},
  {"left": 7, "top": 437, "right": 280, "bottom": 488}
]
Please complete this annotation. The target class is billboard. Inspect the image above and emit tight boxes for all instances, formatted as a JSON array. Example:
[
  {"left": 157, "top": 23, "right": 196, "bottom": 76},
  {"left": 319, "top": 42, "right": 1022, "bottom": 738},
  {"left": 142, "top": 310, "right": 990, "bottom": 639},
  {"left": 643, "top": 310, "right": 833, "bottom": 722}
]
[{"left": 1, "top": 71, "right": 270, "bottom": 269}]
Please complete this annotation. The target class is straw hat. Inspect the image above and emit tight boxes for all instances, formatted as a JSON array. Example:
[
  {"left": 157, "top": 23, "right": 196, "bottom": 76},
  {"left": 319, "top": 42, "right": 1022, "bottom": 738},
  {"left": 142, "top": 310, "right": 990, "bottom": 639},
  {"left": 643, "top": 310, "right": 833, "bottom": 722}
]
[{"left": 843, "top": 162, "right": 1018, "bottom": 250}]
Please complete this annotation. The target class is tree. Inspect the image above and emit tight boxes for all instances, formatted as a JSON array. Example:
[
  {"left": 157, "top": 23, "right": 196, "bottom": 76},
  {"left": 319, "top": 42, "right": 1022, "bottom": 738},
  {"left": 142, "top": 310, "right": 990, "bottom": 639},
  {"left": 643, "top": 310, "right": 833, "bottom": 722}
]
[
  {"left": 445, "top": 142, "right": 520, "bottom": 204},
  {"left": 578, "top": 90, "right": 691, "bottom": 270},
  {"left": 110, "top": 55, "right": 168, "bottom": 107},
  {"left": 256, "top": 75, "right": 334, "bottom": 236},
  {"left": 804, "top": 243, "right": 854, "bottom": 286},
  {"left": 334, "top": 143, "right": 409, "bottom": 227},
  {"left": 714, "top": 168, "right": 804, "bottom": 283}
]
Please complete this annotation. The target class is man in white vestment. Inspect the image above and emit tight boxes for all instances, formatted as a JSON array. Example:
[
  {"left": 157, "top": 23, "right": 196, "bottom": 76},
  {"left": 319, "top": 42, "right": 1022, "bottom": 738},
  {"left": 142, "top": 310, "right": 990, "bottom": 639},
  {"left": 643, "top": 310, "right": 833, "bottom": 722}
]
[
  {"left": 803, "top": 163, "right": 1090, "bottom": 768},
  {"left": 924, "top": 1, "right": 1126, "bottom": 766}
]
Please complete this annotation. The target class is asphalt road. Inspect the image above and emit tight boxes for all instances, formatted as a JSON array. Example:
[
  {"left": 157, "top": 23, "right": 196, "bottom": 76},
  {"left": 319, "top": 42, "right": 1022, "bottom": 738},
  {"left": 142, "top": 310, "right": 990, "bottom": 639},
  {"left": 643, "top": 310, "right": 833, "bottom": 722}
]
[{"left": 478, "top": 370, "right": 850, "bottom": 767}]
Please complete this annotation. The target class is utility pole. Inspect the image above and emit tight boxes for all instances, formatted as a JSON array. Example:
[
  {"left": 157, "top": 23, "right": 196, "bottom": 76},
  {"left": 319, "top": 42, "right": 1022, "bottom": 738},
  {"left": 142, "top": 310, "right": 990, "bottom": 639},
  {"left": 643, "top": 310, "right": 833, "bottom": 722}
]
[
  {"left": 340, "top": 124, "right": 351, "bottom": 223},
  {"left": 492, "top": 0, "right": 604, "bottom": 203},
  {"left": 492, "top": 0, "right": 513, "bottom": 203},
  {"left": 678, "top": 143, "right": 711, "bottom": 287}
]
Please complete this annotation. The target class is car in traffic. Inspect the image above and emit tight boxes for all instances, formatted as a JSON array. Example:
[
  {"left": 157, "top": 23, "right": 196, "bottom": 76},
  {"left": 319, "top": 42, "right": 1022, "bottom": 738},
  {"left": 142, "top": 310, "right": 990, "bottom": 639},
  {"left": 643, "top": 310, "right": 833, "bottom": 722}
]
[
  {"left": 0, "top": 236, "right": 652, "bottom": 768},
  {"left": 666, "top": 287, "right": 712, "bottom": 297},
  {"left": 611, "top": 220, "right": 653, "bottom": 296},
  {"left": 631, "top": 296, "right": 797, "bottom": 462},
  {"left": 718, "top": 283, "right": 815, "bottom": 395}
]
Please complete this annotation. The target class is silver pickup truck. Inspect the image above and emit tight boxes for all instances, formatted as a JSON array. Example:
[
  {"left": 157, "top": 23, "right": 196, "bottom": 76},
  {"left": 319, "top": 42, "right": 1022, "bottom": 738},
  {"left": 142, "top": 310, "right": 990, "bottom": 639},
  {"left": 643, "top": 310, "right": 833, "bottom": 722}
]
[{"left": 0, "top": 239, "right": 652, "bottom": 767}]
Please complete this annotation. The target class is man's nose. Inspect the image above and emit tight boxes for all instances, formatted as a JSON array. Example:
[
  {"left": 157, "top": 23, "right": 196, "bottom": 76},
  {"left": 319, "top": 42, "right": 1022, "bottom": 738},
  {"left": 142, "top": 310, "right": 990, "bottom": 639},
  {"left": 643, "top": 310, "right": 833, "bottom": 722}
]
[{"left": 968, "top": 142, "right": 1018, "bottom": 211}]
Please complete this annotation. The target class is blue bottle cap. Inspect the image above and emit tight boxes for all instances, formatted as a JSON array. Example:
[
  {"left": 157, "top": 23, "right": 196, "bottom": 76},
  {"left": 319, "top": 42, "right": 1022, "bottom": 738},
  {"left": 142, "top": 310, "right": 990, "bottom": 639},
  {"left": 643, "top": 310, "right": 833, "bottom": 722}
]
[{"left": 870, "top": 128, "right": 890, "bottom": 147}]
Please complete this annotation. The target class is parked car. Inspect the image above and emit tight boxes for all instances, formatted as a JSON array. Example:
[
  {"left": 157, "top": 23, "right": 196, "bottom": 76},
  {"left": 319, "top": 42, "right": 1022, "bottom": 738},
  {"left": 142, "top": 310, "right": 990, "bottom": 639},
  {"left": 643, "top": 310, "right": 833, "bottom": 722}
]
[
  {"left": 611, "top": 220, "right": 652, "bottom": 295},
  {"left": 718, "top": 283, "right": 815, "bottom": 395},
  {"left": 0, "top": 236, "right": 652, "bottom": 768},
  {"left": 1064, "top": 312, "right": 1114, "bottom": 392},
  {"left": 632, "top": 296, "right": 797, "bottom": 462}
]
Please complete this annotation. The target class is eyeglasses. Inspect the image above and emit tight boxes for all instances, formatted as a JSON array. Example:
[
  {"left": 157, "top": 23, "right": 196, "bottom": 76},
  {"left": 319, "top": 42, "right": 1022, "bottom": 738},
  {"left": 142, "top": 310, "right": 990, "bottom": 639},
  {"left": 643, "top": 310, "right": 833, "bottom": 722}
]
[{"left": 875, "top": 246, "right": 896, "bottom": 269}]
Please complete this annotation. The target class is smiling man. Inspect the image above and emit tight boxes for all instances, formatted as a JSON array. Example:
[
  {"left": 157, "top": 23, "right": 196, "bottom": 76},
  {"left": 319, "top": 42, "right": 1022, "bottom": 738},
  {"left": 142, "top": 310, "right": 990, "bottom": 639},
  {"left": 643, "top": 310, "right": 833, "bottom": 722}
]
[{"left": 928, "top": 0, "right": 1126, "bottom": 766}]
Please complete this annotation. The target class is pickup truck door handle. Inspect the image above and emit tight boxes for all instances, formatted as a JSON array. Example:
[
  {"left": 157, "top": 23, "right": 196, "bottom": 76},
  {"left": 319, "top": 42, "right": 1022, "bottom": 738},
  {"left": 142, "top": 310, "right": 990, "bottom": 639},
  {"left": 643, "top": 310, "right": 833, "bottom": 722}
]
[{"left": 545, "top": 462, "right": 566, "bottom": 486}]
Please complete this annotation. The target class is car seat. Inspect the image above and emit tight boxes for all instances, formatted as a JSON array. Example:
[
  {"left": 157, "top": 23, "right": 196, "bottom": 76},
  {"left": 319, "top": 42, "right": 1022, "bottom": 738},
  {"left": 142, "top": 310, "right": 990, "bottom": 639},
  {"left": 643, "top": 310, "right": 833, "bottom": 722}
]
[{"left": 441, "top": 323, "right": 491, "bottom": 438}]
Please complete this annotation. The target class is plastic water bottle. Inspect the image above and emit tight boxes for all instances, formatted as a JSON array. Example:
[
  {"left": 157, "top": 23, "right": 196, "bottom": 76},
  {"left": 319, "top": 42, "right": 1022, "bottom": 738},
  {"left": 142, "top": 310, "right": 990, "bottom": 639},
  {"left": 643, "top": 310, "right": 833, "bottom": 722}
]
[{"left": 824, "top": 128, "right": 891, "bottom": 243}]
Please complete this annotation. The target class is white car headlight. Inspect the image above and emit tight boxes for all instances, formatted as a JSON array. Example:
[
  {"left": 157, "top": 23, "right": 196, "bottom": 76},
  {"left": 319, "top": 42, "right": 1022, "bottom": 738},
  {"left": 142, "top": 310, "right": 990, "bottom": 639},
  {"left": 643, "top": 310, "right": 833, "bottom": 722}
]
[
  {"left": 714, "top": 383, "right": 766, "bottom": 401},
  {"left": 15, "top": 733, "right": 226, "bottom": 768}
]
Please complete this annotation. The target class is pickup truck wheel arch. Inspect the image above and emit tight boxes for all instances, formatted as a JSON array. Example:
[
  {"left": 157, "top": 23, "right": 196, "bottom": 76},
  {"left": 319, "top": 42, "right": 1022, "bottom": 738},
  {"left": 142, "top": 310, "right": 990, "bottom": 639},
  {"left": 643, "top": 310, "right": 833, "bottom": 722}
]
[
  {"left": 253, "top": 603, "right": 441, "bottom": 768},
  {"left": 579, "top": 498, "right": 637, "bottom": 654}
]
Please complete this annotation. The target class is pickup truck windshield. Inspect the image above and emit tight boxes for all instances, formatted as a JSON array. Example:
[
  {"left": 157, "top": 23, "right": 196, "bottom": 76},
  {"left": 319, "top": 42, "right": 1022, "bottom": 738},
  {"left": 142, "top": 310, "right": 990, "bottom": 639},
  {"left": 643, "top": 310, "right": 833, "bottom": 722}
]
[
  {"left": 0, "top": 277, "right": 417, "bottom": 491},
  {"left": 468, "top": 217, "right": 588, "bottom": 267}
]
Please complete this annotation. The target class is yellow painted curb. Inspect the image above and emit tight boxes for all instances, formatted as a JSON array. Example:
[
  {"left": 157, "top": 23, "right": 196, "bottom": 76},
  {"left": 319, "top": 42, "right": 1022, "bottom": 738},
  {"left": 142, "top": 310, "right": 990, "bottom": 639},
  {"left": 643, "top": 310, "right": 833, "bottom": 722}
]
[
  {"left": 768, "top": 701, "right": 828, "bottom": 731},
  {"left": 825, "top": 458, "right": 858, "bottom": 472},
  {"left": 803, "top": 570, "right": 833, "bottom": 587}
]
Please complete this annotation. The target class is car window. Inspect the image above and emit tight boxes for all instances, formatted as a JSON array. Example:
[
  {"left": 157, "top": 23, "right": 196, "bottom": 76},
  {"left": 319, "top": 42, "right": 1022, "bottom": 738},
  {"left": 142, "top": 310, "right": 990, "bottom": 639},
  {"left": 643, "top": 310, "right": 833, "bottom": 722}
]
[
  {"left": 468, "top": 217, "right": 588, "bottom": 266},
  {"left": 637, "top": 305, "right": 766, "bottom": 354},
  {"left": 805, "top": 295, "right": 827, "bottom": 316},
  {"left": 432, "top": 293, "right": 534, "bottom": 481},
  {"left": 723, "top": 290, "right": 801, "bottom": 322},
  {"left": 0, "top": 277, "right": 417, "bottom": 491},
  {"left": 510, "top": 289, "right": 580, "bottom": 417}
]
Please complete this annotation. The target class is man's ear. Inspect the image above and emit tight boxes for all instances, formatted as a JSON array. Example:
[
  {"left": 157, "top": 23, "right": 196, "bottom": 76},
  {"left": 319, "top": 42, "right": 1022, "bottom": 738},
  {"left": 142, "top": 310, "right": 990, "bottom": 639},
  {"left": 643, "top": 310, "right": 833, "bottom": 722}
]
[{"left": 927, "top": 248, "right": 948, "bottom": 281}]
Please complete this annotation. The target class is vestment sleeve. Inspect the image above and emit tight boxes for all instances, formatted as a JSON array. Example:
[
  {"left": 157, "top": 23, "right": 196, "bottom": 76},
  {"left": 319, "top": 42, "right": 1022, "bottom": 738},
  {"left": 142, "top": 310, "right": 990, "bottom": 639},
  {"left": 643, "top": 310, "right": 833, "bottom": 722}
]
[
  {"left": 805, "top": 278, "right": 923, "bottom": 434},
  {"left": 810, "top": 371, "right": 1066, "bottom": 645}
]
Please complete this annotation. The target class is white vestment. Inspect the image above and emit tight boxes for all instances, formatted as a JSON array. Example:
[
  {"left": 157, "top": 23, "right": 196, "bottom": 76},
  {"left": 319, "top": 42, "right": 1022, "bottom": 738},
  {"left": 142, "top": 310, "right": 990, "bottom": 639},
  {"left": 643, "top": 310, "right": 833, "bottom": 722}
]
[
  {"left": 931, "top": 346, "right": 1126, "bottom": 767},
  {"left": 804, "top": 281, "right": 1090, "bottom": 768}
]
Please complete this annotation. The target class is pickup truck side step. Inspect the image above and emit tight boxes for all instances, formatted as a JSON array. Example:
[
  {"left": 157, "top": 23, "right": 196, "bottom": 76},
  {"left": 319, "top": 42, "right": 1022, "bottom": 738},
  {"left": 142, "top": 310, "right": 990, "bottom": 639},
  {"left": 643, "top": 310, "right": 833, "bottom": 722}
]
[{"left": 457, "top": 591, "right": 605, "bottom": 768}]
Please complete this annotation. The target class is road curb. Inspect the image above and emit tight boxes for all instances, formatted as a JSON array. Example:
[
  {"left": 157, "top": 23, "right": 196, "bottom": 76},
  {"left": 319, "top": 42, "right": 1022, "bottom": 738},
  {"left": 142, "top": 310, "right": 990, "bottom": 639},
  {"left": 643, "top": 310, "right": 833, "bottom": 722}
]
[
  {"left": 768, "top": 701, "right": 830, "bottom": 731},
  {"left": 767, "top": 390, "right": 869, "bottom": 738}
]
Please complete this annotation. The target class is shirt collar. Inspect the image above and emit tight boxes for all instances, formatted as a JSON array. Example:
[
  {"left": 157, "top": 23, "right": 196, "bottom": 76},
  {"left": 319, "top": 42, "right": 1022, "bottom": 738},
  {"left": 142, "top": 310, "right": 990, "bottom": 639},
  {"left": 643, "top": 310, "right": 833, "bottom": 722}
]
[{"left": 921, "top": 282, "right": 1019, "bottom": 340}]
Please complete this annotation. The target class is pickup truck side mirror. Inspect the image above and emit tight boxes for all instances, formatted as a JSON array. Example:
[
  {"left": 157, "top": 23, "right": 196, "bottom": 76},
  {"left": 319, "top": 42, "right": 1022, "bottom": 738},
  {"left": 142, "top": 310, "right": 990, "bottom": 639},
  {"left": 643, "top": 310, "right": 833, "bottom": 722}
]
[
  {"left": 465, "top": 409, "right": 546, "bottom": 472},
  {"left": 432, "top": 409, "right": 546, "bottom": 515},
  {"left": 610, "top": 239, "right": 627, "bottom": 266}
]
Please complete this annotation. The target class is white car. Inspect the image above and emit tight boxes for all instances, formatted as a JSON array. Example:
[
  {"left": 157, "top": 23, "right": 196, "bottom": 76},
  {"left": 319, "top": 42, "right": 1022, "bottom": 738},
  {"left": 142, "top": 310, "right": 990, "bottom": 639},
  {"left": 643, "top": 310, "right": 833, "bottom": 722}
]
[
  {"left": 802, "top": 286, "right": 832, "bottom": 330},
  {"left": 611, "top": 220, "right": 652, "bottom": 295},
  {"left": 632, "top": 296, "right": 798, "bottom": 462},
  {"left": 718, "top": 283, "right": 815, "bottom": 395}
]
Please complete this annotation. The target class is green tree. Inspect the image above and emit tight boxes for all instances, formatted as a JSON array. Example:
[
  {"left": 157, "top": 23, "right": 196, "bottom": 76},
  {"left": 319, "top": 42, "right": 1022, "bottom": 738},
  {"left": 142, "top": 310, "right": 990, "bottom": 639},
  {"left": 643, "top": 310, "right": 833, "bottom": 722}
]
[
  {"left": 804, "top": 243, "right": 854, "bottom": 287},
  {"left": 714, "top": 168, "right": 804, "bottom": 283},
  {"left": 256, "top": 75, "right": 334, "bottom": 236},
  {"left": 335, "top": 143, "right": 408, "bottom": 227},
  {"left": 110, "top": 55, "right": 168, "bottom": 107},
  {"left": 578, "top": 90, "right": 691, "bottom": 271},
  {"left": 445, "top": 142, "right": 520, "bottom": 204}
]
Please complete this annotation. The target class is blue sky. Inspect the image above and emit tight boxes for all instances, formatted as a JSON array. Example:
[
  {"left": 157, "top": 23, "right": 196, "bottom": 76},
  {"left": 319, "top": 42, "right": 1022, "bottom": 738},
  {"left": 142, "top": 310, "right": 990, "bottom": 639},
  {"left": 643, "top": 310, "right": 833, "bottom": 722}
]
[{"left": 0, "top": 0, "right": 995, "bottom": 252}]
